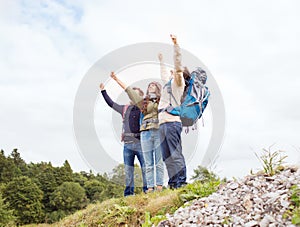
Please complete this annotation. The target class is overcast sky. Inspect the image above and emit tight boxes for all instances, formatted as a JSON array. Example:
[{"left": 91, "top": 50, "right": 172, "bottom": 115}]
[{"left": 1, "top": 0, "right": 299, "bottom": 180}]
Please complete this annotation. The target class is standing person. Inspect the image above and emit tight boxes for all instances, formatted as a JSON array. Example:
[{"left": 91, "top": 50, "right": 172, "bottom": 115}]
[
  {"left": 99, "top": 82, "right": 147, "bottom": 196},
  {"left": 111, "top": 73, "right": 164, "bottom": 193},
  {"left": 158, "top": 34, "right": 187, "bottom": 189}
]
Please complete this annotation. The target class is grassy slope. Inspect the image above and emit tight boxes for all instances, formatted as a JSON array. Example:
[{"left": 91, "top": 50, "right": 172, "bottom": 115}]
[
  {"left": 21, "top": 157, "right": 300, "bottom": 226},
  {"left": 22, "top": 178, "right": 221, "bottom": 227},
  {"left": 23, "top": 189, "right": 183, "bottom": 227}
]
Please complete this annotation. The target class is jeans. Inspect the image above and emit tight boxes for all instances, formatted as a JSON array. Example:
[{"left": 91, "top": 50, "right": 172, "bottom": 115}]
[
  {"left": 159, "top": 122, "right": 187, "bottom": 188},
  {"left": 123, "top": 142, "right": 147, "bottom": 196},
  {"left": 141, "top": 129, "right": 164, "bottom": 188}
]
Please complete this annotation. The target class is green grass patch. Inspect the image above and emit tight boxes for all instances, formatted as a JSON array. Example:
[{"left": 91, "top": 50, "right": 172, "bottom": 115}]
[
  {"left": 284, "top": 185, "right": 300, "bottom": 225},
  {"left": 24, "top": 179, "right": 220, "bottom": 227}
]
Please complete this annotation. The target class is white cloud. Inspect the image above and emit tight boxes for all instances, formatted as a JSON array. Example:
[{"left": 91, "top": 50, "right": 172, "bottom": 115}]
[{"left": 1, "top": 0, "right": 299, "bottom": 177}]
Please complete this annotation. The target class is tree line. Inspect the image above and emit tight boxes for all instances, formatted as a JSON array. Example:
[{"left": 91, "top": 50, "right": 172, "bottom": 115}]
[{"left": 0, "top": 148, "right": 143, "bottom": 226}]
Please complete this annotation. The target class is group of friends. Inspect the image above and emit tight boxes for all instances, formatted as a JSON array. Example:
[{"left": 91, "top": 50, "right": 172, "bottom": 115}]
[{"left": 100, "top": 35, "right": 190, "bottom": 196}]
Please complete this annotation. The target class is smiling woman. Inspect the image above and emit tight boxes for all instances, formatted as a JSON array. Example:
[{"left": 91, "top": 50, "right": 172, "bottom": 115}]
[{"left": 110, "top": 71, "right": 164, "bottom": 192}]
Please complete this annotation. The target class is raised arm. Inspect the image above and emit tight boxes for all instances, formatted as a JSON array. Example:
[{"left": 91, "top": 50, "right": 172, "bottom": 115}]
[
  {"left": 171, "top": 34, "right": 183, "bottom": 87},
  {"left": 99, "top": 83, "right": 123, "bottom": 114},
  {"left": 158, "top": 53, "right": 170, "bottom": 83},
  {"left": 110, "top": 72, "right": 128, "bottom": 90},
  {"left": 125, "top": 87, "right": 143, "bottom": 108},
  {"left": 110, "top": 72, "right": 143, "bottom": 108}
]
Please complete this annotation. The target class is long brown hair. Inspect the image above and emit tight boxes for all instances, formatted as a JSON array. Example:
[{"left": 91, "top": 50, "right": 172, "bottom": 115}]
[{"left": 141, "top": 82, "right": 161, "bottom": 114}]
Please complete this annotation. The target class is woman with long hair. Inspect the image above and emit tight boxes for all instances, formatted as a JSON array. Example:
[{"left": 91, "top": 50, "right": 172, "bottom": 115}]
[{"left": 111, "top": 73, "right": 164, "bottom": 192}]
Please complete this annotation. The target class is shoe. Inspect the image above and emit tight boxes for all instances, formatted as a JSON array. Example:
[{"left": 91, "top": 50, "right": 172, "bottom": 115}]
[
  {"left": 177, "top": 182, "right": 188, "bottom": 188},
  {"left": 156, "top": 185, "right": 163, "bottom": 192},
  {"left": 146, "top": 187, "right": 154, "bottom": 193},
  {"left": 168, "top": 184, "right": 175, "bottom": 190}
]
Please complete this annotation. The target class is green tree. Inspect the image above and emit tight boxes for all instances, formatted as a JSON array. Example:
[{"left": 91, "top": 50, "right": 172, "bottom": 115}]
[
  {"left": 54, "top": 160, "right": 73, "bottom": 185},
  {"left": 111, "top": 164, "right": 125, "bottom": 185},
  {"left": 73, "top": 172, "right": 88, "bottom": 187},
  {"left": 0, "top": 150, "right": 21, "bottom": 183},
  {"left": 191, "top": 165, "right": 219, "bottom": 183},
  {"left": 50, "top": 182, "right": 87, "bottom": 213},
  {"left": 0, "top": 192, "right": 15, "bottom": 227},
  {"left": 78, "top": 170, "right": 96, "bottom": 181},
  {"left": 84, "top": 179, "right": 106, "bottom": 202},
  {"left": 35, "top": 164, "right": 58, "bottom": 212},
  {"left": 9, "top": 148, "right": 28, "bottom": 173},
  {"left": 110, "top": 163, "right": 143, "bottom": 195},
  {"left": 3, "top": 176, "right": 44, "bottom": 225},
  {"left": 25, "top": 161, "right": 52, "bottom": 179}
]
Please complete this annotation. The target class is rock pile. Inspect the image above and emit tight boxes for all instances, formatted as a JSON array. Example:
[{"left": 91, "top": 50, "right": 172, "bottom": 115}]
[{"left": 158, "top": 166, "right": 300, "bottom": 227}]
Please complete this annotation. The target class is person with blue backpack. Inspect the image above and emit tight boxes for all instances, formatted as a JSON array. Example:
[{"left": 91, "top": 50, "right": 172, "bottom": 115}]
[
  {"left": 99, "top": 82, "right": 147, "bottom": 196},
  {"left": 158, "top": 34, "right": 187, "bottom": 189},
  {"left": 110, "top": 73, "right": 164, "bottom": 193},
  {"left": 158, "top": 35, "right": 210, "bottom": 189}
]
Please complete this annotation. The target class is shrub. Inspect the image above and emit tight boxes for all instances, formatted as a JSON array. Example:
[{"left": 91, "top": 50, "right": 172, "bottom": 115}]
[
  {"left": 255, "top": 146, "right": 287, "bottom": 176},
  {"left": 50, "top": 182, "right": 88, "bottom": 213},
  {"left": 2, "top": 176, "right": 44, "bottom": 225},
  {"left": 284, "top": 185, "right": 300, "bottom": 225},
  {"left": 0, "top": 192, "right": 15, "bottom": 227}
]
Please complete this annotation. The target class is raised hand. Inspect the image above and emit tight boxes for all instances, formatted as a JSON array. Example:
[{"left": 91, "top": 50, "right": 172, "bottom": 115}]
[
  {"left": 158, "top": 53, "right": 163, "bottom": 61},
  {"left": 110, "top": 71, "right": 117, "bottom": 80},
  {"left": 99, "top": 83, "right": 105, "bottom": 91},
  {"left": 170, "top": 34, "right": 177, "bottom": 45},
  {"left": 110, "top": 71, "right": 127, "bottom": 90}
]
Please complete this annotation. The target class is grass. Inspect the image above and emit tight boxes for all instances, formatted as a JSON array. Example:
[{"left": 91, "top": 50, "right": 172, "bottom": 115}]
[
  {"left": 22, "top": 179, "right": 221, "bottom": 227},
  {"left": 21, "top": 158, "right": 300, "bottom": 226},
  {"left": 55, "top": 190, "right": 180, "bottom": 227},
  {"left": 255, "top": 146, "right": 287, "bottom": 176},
  {"left": 284, "top": 185, "right": 300, "bottom": 225}
]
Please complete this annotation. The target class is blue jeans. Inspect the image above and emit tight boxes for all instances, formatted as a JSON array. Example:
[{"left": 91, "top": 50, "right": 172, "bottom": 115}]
[
  {"left": 141, "top": 129, "right": 164, "bottom": 188},
  {"left": 159, "top": 122, "right": 187, "bottom": 188},
  {"left": 123, "top": 142, "right": 147, "bottom": 196}
]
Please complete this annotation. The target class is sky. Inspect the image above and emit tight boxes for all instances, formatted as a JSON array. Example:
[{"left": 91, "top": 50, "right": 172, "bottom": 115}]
[{"left": 1, "top": 0, "right": 300, "bottom": 180}]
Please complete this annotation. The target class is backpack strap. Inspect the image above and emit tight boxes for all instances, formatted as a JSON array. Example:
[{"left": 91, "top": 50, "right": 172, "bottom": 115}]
[
  {"left": 198, "top": 86, "right": 210, "bottom": 127},
  {"left": 187, "top": 73, "right": 195, "bottom": 95},
  {"left": 199, "top": 87, "right": 205, "bottom": 127},
  {"left": 163, "top": 79, "right": 179, "bottom": 106},
  {"left": 159, "top": 79, "right": 180, "bottom": 114}
]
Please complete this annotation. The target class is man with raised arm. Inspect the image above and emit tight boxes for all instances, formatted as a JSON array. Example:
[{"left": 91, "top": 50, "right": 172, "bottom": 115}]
[{"left": 158, "top": 35, "right": 187, "bottom": 189}]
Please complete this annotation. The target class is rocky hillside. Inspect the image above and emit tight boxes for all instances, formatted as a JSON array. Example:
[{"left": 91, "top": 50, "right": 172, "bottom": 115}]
[{"left": 159, "top": 166, "right": 300, "bottom": 226}]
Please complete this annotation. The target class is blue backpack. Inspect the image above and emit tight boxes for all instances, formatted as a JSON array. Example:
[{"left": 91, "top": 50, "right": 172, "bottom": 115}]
[{"left": 164, "top": 67, "right": 210, "bottom": 127}]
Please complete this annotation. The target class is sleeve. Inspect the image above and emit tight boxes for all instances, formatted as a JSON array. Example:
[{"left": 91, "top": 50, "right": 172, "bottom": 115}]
[
  {"left": 101, "top": 90, "right": 124, "bottom": 114},
  {"left": 125, "top": 86, "right": 143, "bottom": 109},
  {"left": 174, "top": 44, "right": 182, "bottom": 73},
  {"left": 173, "top": 44, "right": 184, "bottom": 87},
  {"left": 160, "top": 59, "right": 170, "bottom": 83}
]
